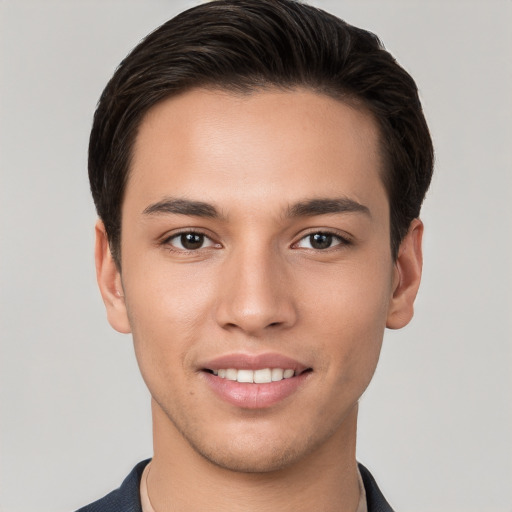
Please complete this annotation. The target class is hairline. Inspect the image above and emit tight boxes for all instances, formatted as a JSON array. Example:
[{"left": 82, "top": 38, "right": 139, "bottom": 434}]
[{"left": 112, "top": 83, "right": 393, "bottom": 269}]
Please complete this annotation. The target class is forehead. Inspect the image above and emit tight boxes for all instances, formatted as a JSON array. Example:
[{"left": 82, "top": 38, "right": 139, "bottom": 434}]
[{"left": 125, "top": 87, "right": 387, "bottom": 219}]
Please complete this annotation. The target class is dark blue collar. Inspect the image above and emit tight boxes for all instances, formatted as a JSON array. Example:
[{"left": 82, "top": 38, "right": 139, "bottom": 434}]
[{"left": 76, "top": 459, "right": 394, "bottom": 512}]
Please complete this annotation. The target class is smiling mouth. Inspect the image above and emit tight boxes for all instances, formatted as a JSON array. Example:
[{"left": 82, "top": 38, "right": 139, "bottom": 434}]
[{"left": 203, "top": 367, "right": 312, "bottom": 383}]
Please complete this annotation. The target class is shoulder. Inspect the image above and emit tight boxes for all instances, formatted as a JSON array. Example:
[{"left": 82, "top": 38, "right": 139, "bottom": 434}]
[
  {"left": 75, "top": 459, "right": 151, "bottom": 512},
  {"left": 358, "top": 463, "right": 396, "bottom": 512}
]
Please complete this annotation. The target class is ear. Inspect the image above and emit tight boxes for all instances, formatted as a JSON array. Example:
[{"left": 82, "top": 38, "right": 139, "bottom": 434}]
[
  {"left": 386, "top": 218, "right": 424, "bottom": 330},
  {"left": 94, "top": 220, "right": 131, "bottom": 334}
]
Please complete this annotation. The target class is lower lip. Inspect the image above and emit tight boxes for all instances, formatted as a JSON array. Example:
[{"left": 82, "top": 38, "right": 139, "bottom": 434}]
[{"left": 202, "top": 371, "right": 310, "bottom": 409}]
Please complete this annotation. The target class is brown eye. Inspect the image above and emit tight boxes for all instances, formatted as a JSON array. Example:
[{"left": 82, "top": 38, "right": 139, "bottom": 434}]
[
  {"left": 309, "top": 233, "right": 333, "bottom": 249},
  {"left": 167, "top": 232, "right": 216, "bottom": 251},
  {"left": 180, "top": 233, "right": 204, "bottom": 249},
  {"left": 296, "top": 231, "right": 348, "bottom": 250}
]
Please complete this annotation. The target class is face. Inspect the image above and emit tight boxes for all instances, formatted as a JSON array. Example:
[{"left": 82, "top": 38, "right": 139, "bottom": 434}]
[{"left": 96, "top": 87, "right": 422, "bottom": 473}]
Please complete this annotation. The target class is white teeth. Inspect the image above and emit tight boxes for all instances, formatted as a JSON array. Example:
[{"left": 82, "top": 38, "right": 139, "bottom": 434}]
[
  {"left": 225, "top": 368, "right": 237, "bottom": 381},
  {"left": 212, "top": 368, "right": 296, "bottom": 382},
  {"left": 271, "top": 368, "right": 284, "bottom": 381},
  {"left": 236, "top": 369, "right": 254, "bottom": 383},
  {"left": 254, "top": 368, "right": 272, "bottom": 383}
]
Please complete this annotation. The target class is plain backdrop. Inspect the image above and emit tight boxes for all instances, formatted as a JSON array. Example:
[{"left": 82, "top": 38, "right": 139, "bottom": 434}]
[{"left": 1, "top": 1, "right": 511, "bottom": 511}]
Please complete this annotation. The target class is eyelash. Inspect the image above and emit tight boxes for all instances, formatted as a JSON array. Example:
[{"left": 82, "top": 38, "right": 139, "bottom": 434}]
[
  {"left": 161, "top": 229, "right": 220, "bottom": 253},
  {"left": 293, "top": 230, "right": 352, "bottom": 251},
  {"left": 160, "top": 229, "right": 352, "bottom": 253}
]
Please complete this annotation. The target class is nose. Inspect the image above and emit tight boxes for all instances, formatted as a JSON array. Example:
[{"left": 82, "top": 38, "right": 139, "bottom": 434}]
[{"left": 214, "top": 245, "right": 297, "bottom": 337}]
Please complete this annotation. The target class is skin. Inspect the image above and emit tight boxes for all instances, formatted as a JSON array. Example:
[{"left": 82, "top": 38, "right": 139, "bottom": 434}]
[{"left": 96, "top": 88, "right": 423, "bottom": 512}]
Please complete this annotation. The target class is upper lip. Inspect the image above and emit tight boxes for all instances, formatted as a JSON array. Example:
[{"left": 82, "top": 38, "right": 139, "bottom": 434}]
[{"left": 200, "top": 352, "right": 310, "bottom": 373}]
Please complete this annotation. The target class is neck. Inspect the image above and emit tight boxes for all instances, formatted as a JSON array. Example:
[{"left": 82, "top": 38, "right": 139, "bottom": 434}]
[{"left": 147, "top": 399, "right": 361, "bottom": 512}]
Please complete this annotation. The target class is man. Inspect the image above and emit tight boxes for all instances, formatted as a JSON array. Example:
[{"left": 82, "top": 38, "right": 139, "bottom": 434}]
[{"left": 80, "top": 0, "right": 433, "bottom": 510}]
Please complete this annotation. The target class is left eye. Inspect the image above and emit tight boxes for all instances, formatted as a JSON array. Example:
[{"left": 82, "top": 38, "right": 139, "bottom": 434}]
[
  {"left": 167, "top": 232, "right": 216, "bottom": 250},
  {"left": 295, "top": 232, "right": 346, "bottom": 250}
]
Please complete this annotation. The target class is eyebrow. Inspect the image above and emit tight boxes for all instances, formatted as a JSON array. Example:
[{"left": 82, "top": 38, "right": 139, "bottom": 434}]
[
  {"left": 286, "top": 197, "right": 371, "bottom": 218},
  {"left": 142, "top": 196, "right": 370, "bottom": 220},
  {"left": 143, "top": 198, "right": 220, "bottom": 218}
]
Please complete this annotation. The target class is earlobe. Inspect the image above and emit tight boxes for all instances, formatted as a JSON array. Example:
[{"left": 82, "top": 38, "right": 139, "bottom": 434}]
[
  {"left": 94, "top": 220, "right": 131, "bottom": 334},
  {"left": 386, "top": 219, "right": 424, "bottom": 330}
]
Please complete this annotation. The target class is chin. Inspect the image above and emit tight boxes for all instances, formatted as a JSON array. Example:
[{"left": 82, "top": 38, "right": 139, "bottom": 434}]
[
  {"left": 152, "top": 385, "right": 359, "bottom": 475},
  {"left": 190, "top": 435, "right": 310, "bottom": 474},
  {"left": 183, "top": 412, "right": 343, "bottom": 475}
]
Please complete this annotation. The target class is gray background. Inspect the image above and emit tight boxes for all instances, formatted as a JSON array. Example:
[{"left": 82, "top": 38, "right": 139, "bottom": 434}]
[{"left": 1, "top": 1, "right": 511, "bottom": 511}]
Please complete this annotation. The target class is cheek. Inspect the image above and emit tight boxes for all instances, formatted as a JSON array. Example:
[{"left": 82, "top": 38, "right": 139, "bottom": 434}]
[
  {"left": 303, "top": 255, "right": 393, "bottom": 324},
  {"left": 124, "top": 257, "right": 216, "bottom": 327},
  {"left": 301, "top": 258, "right": 393, "bottom": 374},
  {"left": 122, "top": 264, "right": 217, "bottom": 382}
]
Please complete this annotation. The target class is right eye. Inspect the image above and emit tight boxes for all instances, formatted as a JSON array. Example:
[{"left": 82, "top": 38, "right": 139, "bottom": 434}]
[{"left": 165, "top": 232, "right": 216, "bottom": 251}]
